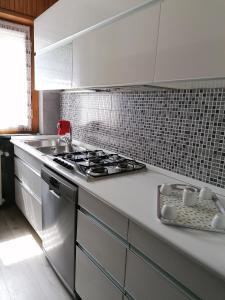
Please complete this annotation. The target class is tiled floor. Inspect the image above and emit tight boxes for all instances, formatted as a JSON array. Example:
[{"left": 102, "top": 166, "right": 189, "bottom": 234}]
[{"left": 0, "top": 205, "right": 73, "bottom": 300}]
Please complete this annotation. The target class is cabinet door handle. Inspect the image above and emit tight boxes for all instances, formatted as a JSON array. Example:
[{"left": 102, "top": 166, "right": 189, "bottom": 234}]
[{"left": 49, "top": 189, "right": 60, "bottom": 199}]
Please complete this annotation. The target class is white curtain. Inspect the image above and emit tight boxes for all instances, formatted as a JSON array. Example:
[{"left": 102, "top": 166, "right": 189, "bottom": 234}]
[{"left": 0, "top": 20, "right": 31, "bottom": 131}]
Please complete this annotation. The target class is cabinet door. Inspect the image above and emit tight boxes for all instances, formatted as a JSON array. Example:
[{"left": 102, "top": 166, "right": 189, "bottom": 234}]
[
  {"left": 14, "top": 157, "right": 41, "bottom": 200},
  {"left": 79, "top": 188, "right": 128, "bottom": 239},
  {"left": 15, "top": 178, "right": 42, "bottom": 236},
  {"left": 154, "top": 0, "right": 225, "bottom": 82},
  {"left": 77, "top": 210, "right": 126, "bottom": 285},
  {"left": 34, "top": 0, "right": 149, "bottom": 51},
  {"left": 128, "top": 222, "right": 225, "bottom": 300},
  {"left": 14, "top": 146, "right": 42, "bottom": 174},
  {"left": 73, "top": 1, "right": 161, "bottom": 88},
  {"left": 125, "top": 251, "right": 190, "bottom": 300},
  {"left": 35, "top": 43, "right": 73, "bottom": 90},
  {"left": 75, "top": 247, "right": 123, "bottom": 300}
]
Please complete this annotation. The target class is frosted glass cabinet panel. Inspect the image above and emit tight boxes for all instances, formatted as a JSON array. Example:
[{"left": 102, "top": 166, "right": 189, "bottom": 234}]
[
  {"left": 34, "top": 0, "right": 149, "bottom": 52},
  {"left": 73, "top": 1, "right": 161, "bottom": 88},
  {"left": 154, "top": 0, "right": 225, "bottom": 82},
  {"left": 35, "top": 43, "right": 73, "bottom": 90}
]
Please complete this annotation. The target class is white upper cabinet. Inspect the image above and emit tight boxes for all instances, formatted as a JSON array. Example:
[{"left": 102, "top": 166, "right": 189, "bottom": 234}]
[
  {"left": 154, "top": 0, "right": 225, "bottom": 83},
  {"left": 73, "top": 1, "right": 161, "bottom": 88},
  {"left": 34, "top": 0, "right": 150, "bottom": 52},
  {"left": 34, "top": 0, "right": 225, "bottom": 90},
  {"left": 35, "top": 43, "right": 73, "bottom": 90}
]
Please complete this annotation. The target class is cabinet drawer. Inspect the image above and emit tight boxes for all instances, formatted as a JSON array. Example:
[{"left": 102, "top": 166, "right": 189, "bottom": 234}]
[
  {"left": 125, "top": 250, "right": 189, "bottom": 300},
  {"left": 77, "top": 210, "right": 126, "bottom": 285},
  {"left": 128, "top": 222, "right": 225, "bottom": 300},
  {"left": 75, "top": 246, "right": 123, "bottom": 300},
  {"left": 15, "top": 178, "right": 42, "bottom": 236},
  {"left": 78, "top": 188, "right": 128, "bottom": 239},
  {"left": 14, "top": 157, "right": 41, "bottom": 200},
  {"left": 14, "top": 146, "right": 42, "bottom": 174}
]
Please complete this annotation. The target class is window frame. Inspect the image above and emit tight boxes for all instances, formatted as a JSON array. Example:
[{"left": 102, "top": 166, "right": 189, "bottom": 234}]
[{"left": 0, "top": 12, "right": 39, "bottom": 134}]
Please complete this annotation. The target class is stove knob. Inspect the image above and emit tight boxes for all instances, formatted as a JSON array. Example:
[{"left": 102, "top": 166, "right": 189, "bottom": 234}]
[{"left": 65, "top": 163, "right": 71, "bottom": 169}]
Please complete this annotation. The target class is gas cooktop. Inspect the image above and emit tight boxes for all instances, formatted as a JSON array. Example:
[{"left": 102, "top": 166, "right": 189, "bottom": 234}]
[{"left": 52, "top": 149, "right": 146, "bottom": 179}]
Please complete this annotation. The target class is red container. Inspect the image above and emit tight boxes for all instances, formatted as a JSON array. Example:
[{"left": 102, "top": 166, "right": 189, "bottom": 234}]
[{"left": 57, "top": 120, "right": 71, "bottom": 135}]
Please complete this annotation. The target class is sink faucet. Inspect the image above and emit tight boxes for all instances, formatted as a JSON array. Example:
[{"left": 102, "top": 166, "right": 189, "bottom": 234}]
[{"left": 58, "top": 126, "right": 73, "bottom": 152}]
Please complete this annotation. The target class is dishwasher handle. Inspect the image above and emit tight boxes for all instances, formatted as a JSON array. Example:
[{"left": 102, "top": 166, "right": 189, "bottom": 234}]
[
  {"left": 49, "top": 176, "right": 60, "bottom": 190},
  {"left": 41, "top": 166, "right": 78, "bottom": 202},
  {"left": 42, "top": 169, "right": 60, "bottom": 193},
  {"left": 49, "top": 189, "right": 60, "bottom": 198}
]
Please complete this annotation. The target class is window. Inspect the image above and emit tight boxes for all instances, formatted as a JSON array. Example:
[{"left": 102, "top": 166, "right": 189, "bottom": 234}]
[{"left": 0, "top": 19, "right": 32, "bottom": 132}]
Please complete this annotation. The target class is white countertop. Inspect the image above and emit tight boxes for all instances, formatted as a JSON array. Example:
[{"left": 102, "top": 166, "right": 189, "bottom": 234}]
[{"left": 11, "top": 136, "right": 225, "bottom": 282}]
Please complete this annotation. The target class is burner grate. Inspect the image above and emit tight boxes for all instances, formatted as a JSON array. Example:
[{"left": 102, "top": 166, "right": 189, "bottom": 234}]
[{"left": 53, "top": 150, "right": 146, "bottom": 178}]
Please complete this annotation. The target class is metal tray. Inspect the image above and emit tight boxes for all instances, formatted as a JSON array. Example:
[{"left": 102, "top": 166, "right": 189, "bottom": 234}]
[{"left": 157, "top": 184, "right": 225, "bottom": 234}]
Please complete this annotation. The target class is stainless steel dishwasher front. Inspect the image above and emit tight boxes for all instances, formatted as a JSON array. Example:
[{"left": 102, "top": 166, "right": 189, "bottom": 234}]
[{"left": 41, "top": 166, "right": 78, "bottom": 296}]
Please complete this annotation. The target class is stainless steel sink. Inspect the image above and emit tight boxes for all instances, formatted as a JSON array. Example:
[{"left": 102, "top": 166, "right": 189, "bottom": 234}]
[
  {"left": 36, "top": 144, "right": 79, "bottom": 155},
  {"left": 23, "top": 138, "right": 84, "bottom": 155},
  {"left": 36, "top": 145, "right": 67, "bottom": 155},
  {"left": 24, "top": 139, "right": 63, "bottom": 148}
]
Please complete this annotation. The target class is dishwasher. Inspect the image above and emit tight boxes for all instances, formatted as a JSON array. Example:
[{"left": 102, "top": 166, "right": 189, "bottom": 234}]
[{"left": 41, "top": 166, "right": 78, "bottom": 297}]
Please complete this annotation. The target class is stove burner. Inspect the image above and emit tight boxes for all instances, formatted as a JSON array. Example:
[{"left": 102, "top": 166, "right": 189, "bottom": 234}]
[
  {"left": 86, "top": 151, "right": 96, "bottom": 158},
  {"left": 110, "top": 154, "right": 121, "bottom": 161},
  {"left": 116, "top": 160, "right": 129, "bottom": 169},
  {"left": 85, "top": 157, "right": 101, "bottom": 164},
  {"left": 65, "top": 153, "right": 74, "bottom": 159},
  {"left": 86, "top": 166, "right": 108, "bottom": 175},
  {"left": 86, "top": 150, "right": 105, "bottom": 158}
]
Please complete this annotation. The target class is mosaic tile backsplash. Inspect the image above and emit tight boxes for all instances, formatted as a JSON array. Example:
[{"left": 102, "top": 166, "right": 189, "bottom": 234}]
[{"left": 60, "top": 88, "right": 225, "bottom": 188}]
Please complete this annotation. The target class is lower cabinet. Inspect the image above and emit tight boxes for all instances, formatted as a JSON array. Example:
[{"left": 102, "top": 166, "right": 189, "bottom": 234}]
[
  {"left": 14, "top": 146, "right": 42, "bottom": 174},
  {"left": 77, "top": 210, "right": 127, "bottom": 285},
  {"left": 78, "top": 188, "right": 129, "bottom": 239},
  {"left": 15, "top": 178, "right": 42, "bottom": 235},
  {"left": 14, "top": 145, "right": 43, "bottom": 238},
  {"left": 128, "top": 221, "right": 225, "bottom": 300},
  {"left": 75, "top": 246, "right": 123, "bottom": 300},
  {"left": 77, "top": 191, "right": 128, "bottom": 299},
  {"left": 14, "top": 157, "right": 41, "bottom": 200},
  {"left": 125, "top": 250, "right": 189, "bottom": 300},
  {"left": 76, "top": 190, "right": 201, "bottom": 300}
]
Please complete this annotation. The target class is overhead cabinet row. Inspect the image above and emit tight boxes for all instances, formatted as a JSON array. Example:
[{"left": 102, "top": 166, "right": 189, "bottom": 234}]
[
  {"left": 34, "top": 0, "right": 225, "bottom": 90},
  {"left": 34, "top": 0, "right": 149, "bottom": 51},
  {"left": 35, "top": 0, "right": 159, "bottom": 90}
]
